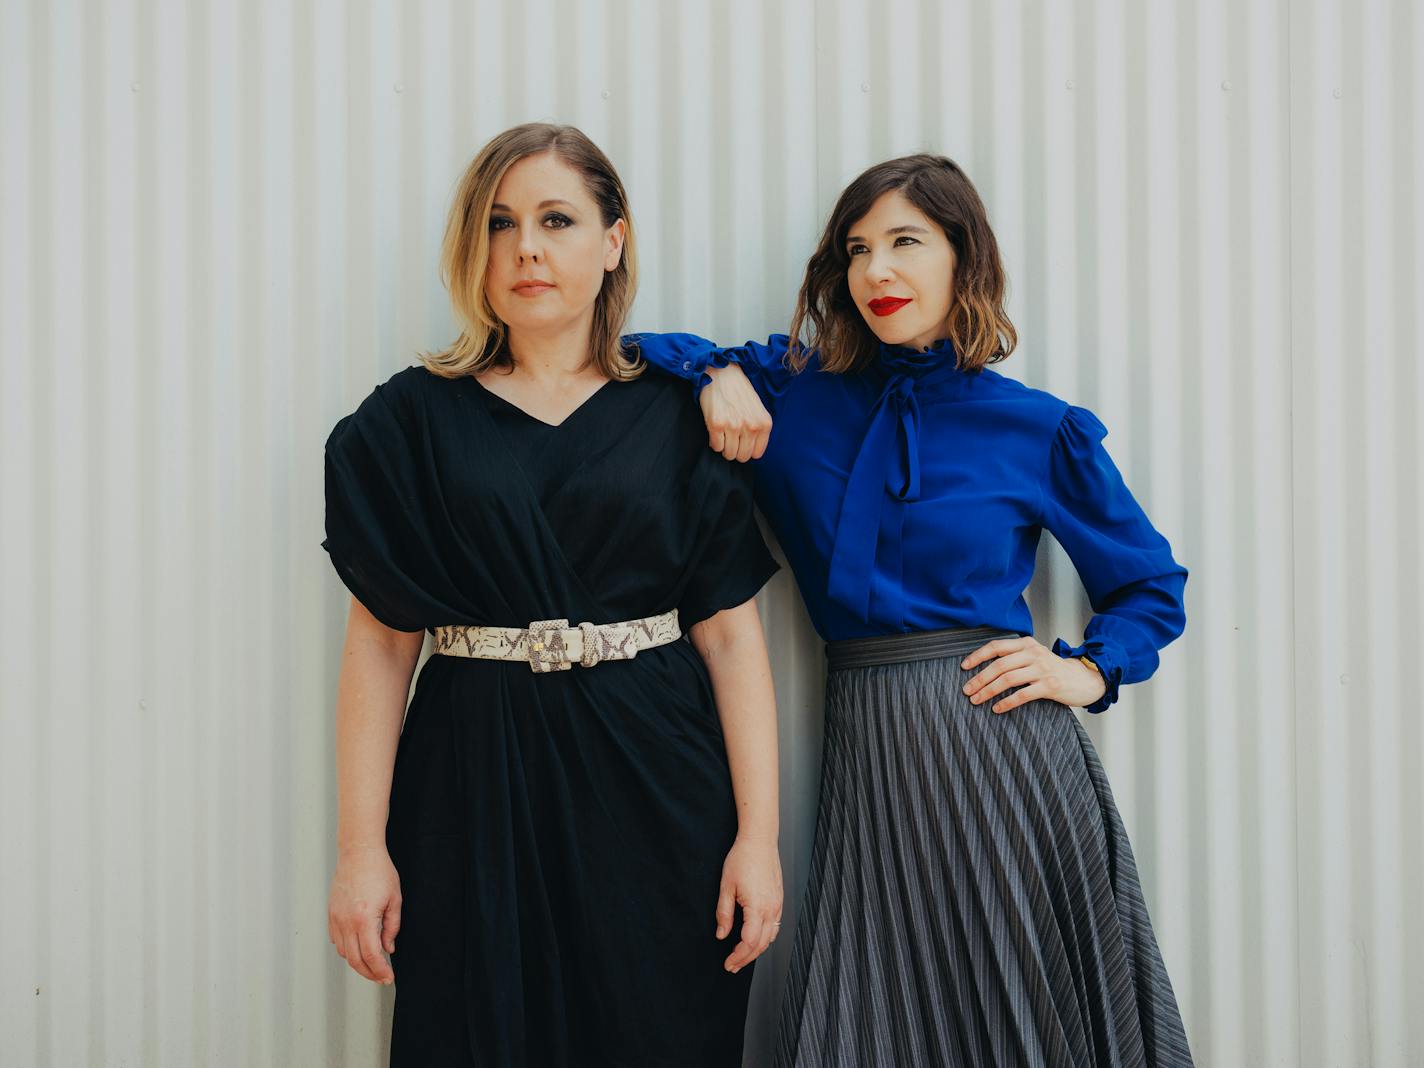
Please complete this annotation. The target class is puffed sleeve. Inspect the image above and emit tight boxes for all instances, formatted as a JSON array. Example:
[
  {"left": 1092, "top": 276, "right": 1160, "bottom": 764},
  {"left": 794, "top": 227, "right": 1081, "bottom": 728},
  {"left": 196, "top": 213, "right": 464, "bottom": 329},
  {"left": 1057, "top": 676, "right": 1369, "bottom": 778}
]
[
  {"left": 625, "top": 331, "right": 805, "bottom": 416},
  {"left": 1039, "top": 404, "right": 1188, "bottom": 713},
  {"left": 321, "top": 370, "right": 466, "bottom": 633},
  {"left": 675, "top": 446, "right": 781, "bottom": 632}
]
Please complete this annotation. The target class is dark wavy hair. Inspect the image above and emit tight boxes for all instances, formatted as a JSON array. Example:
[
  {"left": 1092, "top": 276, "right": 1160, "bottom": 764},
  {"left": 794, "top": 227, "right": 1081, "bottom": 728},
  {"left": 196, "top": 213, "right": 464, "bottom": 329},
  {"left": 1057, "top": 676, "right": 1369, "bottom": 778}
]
[{"left": 787, "top": 153, "right": 1017, "bottom": 374}]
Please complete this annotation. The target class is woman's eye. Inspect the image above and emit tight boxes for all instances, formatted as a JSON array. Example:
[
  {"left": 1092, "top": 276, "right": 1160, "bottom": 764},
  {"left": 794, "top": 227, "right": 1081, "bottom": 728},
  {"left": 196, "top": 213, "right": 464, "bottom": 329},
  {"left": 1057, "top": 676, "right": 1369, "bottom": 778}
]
[
  {"left": 544, "top": 213, "right": 573, "bottom": 228},
  {"left": 894, "top": 235, "right": 919, "bottom": 247},
  {"left": 847, "top": 244, "right": 868, "bottom": 256},
  {"left": 489, "top": 216, "right": 513, "bottom": 232}
]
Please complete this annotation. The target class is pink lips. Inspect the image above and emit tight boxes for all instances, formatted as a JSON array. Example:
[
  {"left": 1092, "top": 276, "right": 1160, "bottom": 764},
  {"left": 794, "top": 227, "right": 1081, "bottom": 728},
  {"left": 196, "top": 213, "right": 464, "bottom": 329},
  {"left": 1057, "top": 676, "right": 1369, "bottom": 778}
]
[
  {"left": 868, "top": 296, "right": 911, "bottom": 316},
  {"left": 513, "top": 281, "right": 555, "bottom": 296}
]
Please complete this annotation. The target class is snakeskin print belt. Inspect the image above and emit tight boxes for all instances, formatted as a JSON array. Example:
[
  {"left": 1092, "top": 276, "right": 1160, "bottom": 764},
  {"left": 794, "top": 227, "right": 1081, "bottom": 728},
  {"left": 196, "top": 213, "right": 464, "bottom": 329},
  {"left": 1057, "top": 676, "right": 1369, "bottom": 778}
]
[{"left": 432, "top": 609, "right": 682, "bottom": 673}]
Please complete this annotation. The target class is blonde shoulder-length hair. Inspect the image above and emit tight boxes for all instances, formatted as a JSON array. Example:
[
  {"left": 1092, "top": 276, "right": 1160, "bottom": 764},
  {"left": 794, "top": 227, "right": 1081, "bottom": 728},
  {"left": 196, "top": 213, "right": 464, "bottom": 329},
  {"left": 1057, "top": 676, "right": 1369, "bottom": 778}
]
[{"left": 420, "top": 123, "right": 642, "bottom": 380}]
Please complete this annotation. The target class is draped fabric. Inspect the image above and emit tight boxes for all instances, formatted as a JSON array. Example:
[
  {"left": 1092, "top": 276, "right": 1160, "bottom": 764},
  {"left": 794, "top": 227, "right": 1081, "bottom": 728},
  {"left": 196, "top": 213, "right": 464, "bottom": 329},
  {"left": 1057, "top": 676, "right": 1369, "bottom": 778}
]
[{"left": 322, "top": 365, "right": 779, "bottom": 1066}]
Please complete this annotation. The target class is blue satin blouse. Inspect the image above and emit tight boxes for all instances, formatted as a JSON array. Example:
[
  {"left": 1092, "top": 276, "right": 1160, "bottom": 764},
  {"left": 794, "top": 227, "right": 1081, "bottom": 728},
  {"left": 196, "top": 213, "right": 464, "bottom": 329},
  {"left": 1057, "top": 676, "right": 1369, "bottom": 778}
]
[{"left": 628, "top": 331, "right": 1188, "bottom": 713}]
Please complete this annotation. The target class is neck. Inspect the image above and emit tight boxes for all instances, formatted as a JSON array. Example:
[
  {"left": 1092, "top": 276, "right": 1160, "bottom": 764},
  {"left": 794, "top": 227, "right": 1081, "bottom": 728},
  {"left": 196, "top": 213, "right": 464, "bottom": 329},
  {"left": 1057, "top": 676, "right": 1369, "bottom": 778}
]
[
  {"left": 505, "top": 316, "right": 599, "bottom": 382},
  {"left": 903, "top": 325, "right": 952, "bottom": 353}
]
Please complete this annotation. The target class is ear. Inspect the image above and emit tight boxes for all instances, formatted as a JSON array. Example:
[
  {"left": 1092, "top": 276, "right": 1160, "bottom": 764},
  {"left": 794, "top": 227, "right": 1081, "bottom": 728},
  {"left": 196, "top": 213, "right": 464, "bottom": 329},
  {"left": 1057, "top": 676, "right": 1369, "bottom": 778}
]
[{"left": 603, "top": 218, "right": 626, "bottom": 272}]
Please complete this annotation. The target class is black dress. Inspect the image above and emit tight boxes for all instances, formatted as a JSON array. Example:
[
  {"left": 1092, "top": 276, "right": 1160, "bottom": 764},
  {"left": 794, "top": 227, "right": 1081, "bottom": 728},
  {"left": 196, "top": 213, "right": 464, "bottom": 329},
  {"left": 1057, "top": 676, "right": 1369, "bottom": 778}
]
[{"left": 322, "top": 364, "right": 779, "bottom": 1067}]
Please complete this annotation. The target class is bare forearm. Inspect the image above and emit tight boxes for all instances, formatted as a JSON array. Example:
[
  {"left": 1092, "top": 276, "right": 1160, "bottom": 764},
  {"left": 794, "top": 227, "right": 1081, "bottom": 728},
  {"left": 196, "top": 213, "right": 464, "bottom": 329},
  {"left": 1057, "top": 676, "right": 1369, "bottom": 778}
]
[
  {"left": 335, "top": 600, "right": 423, "bottom": 854},
  {"left": 691, "top": 604, "right": 779, "bottom": 843}
]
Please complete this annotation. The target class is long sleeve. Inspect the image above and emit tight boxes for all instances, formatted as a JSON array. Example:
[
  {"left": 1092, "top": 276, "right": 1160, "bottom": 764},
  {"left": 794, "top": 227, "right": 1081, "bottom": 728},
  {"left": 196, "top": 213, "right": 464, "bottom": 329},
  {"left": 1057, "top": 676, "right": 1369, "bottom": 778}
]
[
  {"left": 625, "top": 332, "right": 805, "bottom": 417},
  {"left": 1039, "top": 404, "right": 1188, "bottom": 713}
]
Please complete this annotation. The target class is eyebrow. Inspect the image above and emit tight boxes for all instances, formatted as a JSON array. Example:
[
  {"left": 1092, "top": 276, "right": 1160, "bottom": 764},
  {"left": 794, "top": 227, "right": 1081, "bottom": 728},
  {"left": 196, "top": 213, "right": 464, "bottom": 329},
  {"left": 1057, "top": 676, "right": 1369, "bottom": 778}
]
[
  {"left": 491, "top": 199, "right": 577, "bottom": 212},
  {"left": 845, "top": 224, "right": 931, "bottom": 243}
]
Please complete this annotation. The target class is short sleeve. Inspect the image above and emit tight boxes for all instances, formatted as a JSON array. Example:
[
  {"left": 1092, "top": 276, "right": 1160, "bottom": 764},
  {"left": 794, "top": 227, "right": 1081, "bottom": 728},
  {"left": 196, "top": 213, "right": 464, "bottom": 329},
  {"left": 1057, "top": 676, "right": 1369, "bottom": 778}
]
[
  {"left": 322, "top": 369, "right": 465, "bottom": 632},
  {"left": 1040, "top": 404, "right": 1188, "bottom": 713},
  {"left": 675, "top": 449, "right": 780, "bottom": 632}
]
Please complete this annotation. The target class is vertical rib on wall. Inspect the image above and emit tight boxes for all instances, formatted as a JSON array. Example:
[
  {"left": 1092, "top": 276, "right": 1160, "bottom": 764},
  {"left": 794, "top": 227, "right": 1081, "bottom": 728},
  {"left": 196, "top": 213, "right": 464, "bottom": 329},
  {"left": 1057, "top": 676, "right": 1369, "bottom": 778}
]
[{"left": 0, "top": 2, "right": 1419, "bottom": 1065}]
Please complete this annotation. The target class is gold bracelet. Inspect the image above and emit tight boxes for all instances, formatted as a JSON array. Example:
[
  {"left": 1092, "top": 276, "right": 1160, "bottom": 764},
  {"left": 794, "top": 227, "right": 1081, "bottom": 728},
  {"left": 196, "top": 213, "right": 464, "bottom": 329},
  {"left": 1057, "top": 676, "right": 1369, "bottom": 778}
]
[{"left": 1077, "top": 655, "right": 1102, "bottom": 676}]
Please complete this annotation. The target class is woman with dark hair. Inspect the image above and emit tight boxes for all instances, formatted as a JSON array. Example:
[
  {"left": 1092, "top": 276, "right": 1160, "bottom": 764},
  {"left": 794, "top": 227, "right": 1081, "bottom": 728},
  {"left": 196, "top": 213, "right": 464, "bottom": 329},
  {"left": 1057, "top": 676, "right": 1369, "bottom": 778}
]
[
  {"left": 635, "top": 154, "right": 1194, "bottom": 1066},
  {"left": 321, "top": 123, "right": 783, "bottom": 1066}
]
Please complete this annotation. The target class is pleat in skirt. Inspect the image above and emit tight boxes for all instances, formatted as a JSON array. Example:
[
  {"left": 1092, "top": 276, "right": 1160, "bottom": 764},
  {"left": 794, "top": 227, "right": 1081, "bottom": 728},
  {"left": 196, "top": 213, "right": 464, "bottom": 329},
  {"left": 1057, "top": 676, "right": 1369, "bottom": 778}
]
[{"left": 773, "top": 627, "right": 1193, "bottom": 1068}]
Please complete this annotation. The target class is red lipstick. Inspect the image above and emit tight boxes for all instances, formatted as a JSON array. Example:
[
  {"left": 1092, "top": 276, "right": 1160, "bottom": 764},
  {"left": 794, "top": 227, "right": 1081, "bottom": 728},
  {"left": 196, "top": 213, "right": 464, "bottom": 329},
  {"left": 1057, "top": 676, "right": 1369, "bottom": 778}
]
[{"left": 868, "top": 296, "right": 912, "bottom": 317}]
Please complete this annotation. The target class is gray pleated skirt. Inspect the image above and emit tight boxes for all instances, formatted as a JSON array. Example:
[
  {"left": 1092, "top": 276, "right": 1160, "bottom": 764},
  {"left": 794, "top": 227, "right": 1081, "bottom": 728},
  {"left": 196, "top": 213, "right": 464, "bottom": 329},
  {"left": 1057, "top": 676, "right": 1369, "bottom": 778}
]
[{"left": 772, "top": 627, "right": 1193, "bottom": 1068}]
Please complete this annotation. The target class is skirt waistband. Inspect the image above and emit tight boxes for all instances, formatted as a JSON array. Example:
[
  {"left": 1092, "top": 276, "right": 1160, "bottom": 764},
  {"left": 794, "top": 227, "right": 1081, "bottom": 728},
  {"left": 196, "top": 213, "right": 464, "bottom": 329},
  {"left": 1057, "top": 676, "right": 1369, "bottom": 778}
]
[{"left": 825, "top": 626, "right": 1019, "bottom": 672}]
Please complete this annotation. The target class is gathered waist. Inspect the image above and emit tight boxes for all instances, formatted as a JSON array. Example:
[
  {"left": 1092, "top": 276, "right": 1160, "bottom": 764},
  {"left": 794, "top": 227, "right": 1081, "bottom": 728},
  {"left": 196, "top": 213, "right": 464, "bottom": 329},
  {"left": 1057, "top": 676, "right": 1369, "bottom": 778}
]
[{"left": 825, "top": 626, "right": 1019, "bottom": 672}]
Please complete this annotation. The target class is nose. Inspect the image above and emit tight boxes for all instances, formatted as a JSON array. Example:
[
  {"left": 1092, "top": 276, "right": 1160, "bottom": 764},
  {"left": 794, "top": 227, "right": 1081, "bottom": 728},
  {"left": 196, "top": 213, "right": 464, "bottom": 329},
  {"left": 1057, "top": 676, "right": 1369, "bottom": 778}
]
[
  {"left": 516, "top": 225, "right": 543, "bottom": 265},
  {"left": 863, "top": 247, "right": 895, "bottom": 286}
]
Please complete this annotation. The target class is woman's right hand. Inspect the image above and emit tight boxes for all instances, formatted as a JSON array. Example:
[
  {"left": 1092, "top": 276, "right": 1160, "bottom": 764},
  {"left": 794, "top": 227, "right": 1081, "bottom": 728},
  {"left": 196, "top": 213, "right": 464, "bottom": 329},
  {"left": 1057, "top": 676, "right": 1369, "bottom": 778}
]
[
  {"left": 328, "top": 844, "right": 402, "bottom": 985},
  {"left": 701, "top": 363, "right": 772, "bottom": 462}
]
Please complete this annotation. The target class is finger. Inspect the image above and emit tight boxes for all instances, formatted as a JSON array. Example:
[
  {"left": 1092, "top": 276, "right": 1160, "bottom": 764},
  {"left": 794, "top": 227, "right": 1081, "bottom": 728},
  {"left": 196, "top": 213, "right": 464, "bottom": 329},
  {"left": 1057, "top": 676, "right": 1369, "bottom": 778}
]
[
  {"left": 727, "top": 933, "right": 761, "bottom": 972},
  {"left": 733, "top": 427, "right": 756, "bottom": 464},
  {"left": 721, "top": 430, "right": 741, "bottom": 461},
  {"left": 993, "top": 682, "right": 1050, "bottom": 714},
  {"left": 715, "top": 885, "right": 736, "bottom": 940},
  {"left": 751, "top": 427, "right": 770, "bottom": 460},
  {"left": 730, "top": 910, "right": 765, "bottom": 972},
  {"left": 971, "top": 666, "right": 1038, "bottom": 705},
  {"left": 338, "top": 926, "right": 371, "bottom": 979},
  {"left": 336, "top": 918, "right": 357, "bottom": 961},
  {"left": 359, "top": 920, "right": 393, "bottom": 984},
  {"left": 735, "top": 913, "right": 773, "bottom": 965},
  {"left": 709, "top": 427, "right": 726, "bottom": 454},
  {"left": 752, "top": 907, "right": 779, "bottom": 959},
  {"left": 382, "top": 896, "right": 401, "bottom": 955},
  {"left": 345, "top": 923, "right": 378, "bottom": 981},
  {"left": 963, "top": 651, "right": 1034, "bottom": 697},
  {"left": 959, "top": 638, "right": 1026, "bottom": 671},
  {"left": 724, "top": 940, "right": 752, "bottom": 971}
]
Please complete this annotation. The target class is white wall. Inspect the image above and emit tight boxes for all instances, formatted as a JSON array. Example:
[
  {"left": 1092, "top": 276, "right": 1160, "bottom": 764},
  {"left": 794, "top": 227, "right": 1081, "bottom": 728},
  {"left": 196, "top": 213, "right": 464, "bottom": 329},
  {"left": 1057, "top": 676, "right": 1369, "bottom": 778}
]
[{"left": 1, "top": 1, "right": 1419, "bottom": 1064}]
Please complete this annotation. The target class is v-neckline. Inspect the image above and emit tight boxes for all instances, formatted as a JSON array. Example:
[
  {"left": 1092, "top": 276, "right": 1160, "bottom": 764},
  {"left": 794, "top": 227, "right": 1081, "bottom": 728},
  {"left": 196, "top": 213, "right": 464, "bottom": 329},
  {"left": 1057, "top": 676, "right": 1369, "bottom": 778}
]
[
  {"left": 462, "top": 380, "right": 615, "bottom": 620},
  {"left": 471, "top": 375, "right": 615, "bottom": 429}
]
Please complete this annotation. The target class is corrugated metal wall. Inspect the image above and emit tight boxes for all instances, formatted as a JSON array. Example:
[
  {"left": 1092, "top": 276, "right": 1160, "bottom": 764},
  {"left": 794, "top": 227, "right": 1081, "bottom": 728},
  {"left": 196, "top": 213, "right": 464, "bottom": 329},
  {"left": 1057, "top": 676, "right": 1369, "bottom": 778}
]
[{"left": 2, "top": 1, "right": 1419, "bottom": 1064}]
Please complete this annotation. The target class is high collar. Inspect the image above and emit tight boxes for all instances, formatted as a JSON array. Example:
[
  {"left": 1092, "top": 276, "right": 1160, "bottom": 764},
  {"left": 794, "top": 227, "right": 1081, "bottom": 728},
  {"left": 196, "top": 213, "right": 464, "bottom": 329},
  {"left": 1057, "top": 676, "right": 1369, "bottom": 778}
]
[
  {"left": 873, "top": 337, "right": 975, "bottom": 401},
  {"left": 876, "top": 336, "right": 961, "bottom": 378}
]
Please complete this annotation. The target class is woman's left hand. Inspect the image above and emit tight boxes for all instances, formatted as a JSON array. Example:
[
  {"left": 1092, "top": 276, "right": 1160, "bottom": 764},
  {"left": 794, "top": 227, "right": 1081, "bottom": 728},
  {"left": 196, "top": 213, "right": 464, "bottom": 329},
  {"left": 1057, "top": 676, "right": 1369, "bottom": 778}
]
[
  {"left": 960, "top": 636, "right": 1106, "bottom": 713},
  {"left": 715, "top": 834, "right": 784, "bottom": 974}
]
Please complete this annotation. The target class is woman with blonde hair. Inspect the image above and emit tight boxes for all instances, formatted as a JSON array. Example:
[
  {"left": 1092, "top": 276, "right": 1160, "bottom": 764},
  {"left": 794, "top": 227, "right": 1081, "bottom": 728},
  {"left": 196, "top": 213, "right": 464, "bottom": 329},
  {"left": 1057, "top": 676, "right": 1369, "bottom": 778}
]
[
  {"left": 636, "top": 154, "right": 1194, "bottom": 1066},
  {"left": 321, "top": 123, "right": 783, "bottom": 1066}
]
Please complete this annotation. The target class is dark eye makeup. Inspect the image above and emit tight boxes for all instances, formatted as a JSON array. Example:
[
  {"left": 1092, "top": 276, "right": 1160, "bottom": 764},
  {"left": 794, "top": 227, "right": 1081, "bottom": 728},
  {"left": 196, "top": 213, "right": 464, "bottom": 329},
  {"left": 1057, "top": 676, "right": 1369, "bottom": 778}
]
[
  {"left": 488, "top": 212, "right": 576, "bottom": 231},
  {"left": 847, "top": 235, "right": 920, "bottom": 256}
]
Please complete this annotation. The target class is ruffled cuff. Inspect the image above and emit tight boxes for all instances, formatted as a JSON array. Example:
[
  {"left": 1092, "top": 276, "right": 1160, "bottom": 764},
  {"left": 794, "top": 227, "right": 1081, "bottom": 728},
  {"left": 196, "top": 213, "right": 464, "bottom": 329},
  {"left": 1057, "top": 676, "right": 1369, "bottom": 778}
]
[
  {"left": 692, "top": 347, "right": 743, "bottom": 396},
  {"left": 1051, "top": 635, "right": 1127, "bottom": 714}
]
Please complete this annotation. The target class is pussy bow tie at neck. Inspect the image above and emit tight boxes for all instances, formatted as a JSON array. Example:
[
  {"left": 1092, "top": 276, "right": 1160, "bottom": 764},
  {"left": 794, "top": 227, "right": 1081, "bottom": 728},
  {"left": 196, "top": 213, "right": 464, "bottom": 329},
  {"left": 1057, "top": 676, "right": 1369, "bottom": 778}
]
[{"left": 826, "top": 337, "right": 966, "bottom": 624}]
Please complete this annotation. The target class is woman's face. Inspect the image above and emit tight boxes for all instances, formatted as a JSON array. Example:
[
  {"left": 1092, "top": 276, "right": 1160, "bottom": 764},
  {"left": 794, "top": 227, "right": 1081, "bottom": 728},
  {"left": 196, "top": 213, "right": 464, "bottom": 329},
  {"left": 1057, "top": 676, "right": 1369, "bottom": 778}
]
[
  {"left": 844, "top": 189, "right": 956, "bottom": 352},
  {"left": 484, "top": 151, "right": 625, "bottom": 342}
]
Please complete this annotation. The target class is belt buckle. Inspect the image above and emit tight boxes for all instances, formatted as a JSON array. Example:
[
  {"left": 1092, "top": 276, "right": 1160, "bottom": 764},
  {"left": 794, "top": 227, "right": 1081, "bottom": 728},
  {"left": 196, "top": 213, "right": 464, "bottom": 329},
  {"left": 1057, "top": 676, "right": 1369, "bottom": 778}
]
[{"left": 526, "top": 618, "right": 574, "bottom": 672}]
